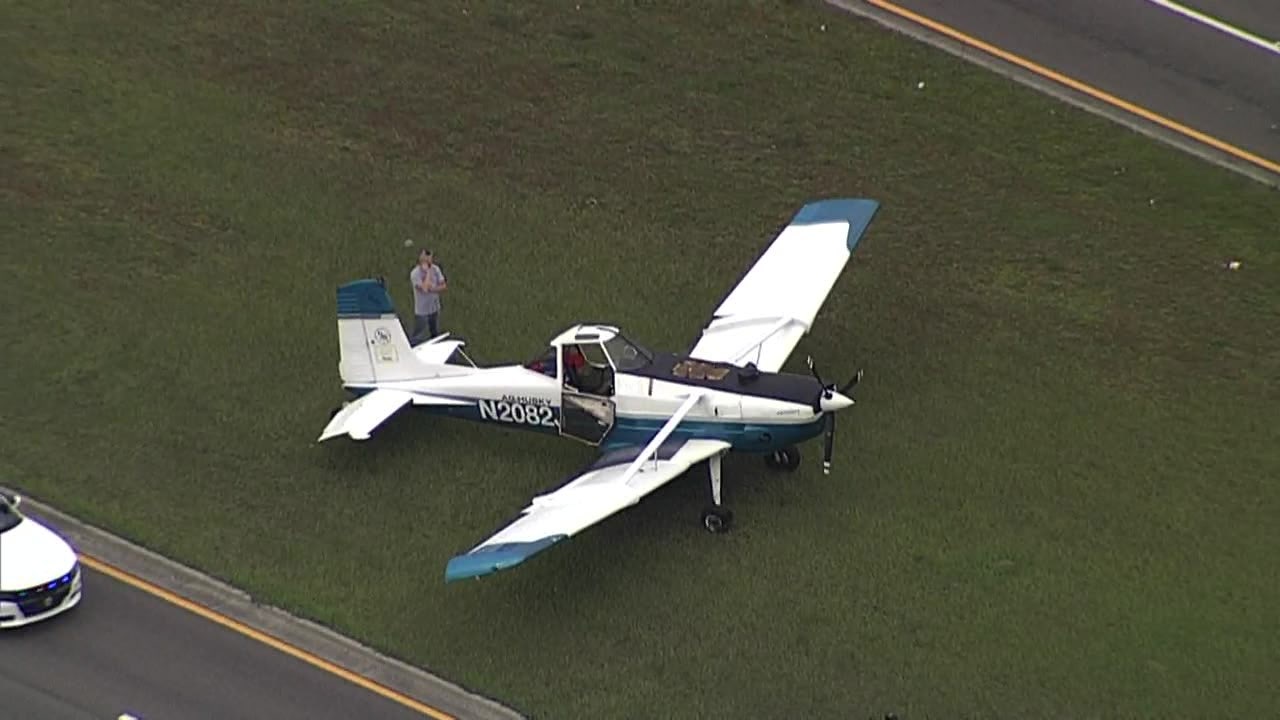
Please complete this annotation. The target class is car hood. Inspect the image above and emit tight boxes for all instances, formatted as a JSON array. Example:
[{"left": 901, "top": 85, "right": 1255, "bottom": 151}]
[{"left": 0, "top": 518, "right": 78, "bottom": 592}]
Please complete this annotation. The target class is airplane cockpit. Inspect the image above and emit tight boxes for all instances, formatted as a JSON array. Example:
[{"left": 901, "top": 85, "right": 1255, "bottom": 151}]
[
  {"left": 564, "top": 342, "right": 613, "bottom": 396},
  {"left": 526, "top": 325, "right": 656, "bottom": 397},
  {"left": 523, "top": 344, "right": 599, "bottom": 381}
]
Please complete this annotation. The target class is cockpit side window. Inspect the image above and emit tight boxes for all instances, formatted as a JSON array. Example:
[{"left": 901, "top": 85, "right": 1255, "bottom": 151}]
[
  {"left": 578, "top": 342, "right": 610, "bottom": 368},
  {"left": 603, "top": 334, "right": 653, "bottom": 371},
  {"left": 525, "top": 346, "right": 558, "bottom": 377}
]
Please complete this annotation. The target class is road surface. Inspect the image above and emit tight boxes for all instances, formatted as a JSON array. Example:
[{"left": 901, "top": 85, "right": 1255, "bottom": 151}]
[
  {"left": 1, "top": 567, "right": 436, "bottom": 720},
  {"left": 840, "top": 0, "right": 1280, "bottom": 179}
]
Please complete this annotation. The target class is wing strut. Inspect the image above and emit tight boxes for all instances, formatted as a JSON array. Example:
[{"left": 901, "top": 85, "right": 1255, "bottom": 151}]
[{"left": 625, "top": 391, "right": 705, "bottom": 481}]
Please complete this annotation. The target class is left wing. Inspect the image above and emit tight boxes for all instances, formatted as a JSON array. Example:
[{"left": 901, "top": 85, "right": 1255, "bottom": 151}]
[
  {"left": 686, "top": 198, "right": 880, "bottom": 372},
  {"left": 446, "top": 392, "right": 727, "bottom": 582}
]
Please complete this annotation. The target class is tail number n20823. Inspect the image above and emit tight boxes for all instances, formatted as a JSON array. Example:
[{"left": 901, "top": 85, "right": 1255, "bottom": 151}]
[{"left": 478, "top": 400, "right": 556, "bottom": 427}]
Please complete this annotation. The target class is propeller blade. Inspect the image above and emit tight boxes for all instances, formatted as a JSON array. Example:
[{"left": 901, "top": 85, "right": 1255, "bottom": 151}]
[
  {"left": 839, "top": 369, "right": 864, "bottom": 394},
  {"left": 822, "top": 412, "right": 835, "bottom": 475},
  {"left": 806, "top": 355, "right": 824, "bottom": 384}
]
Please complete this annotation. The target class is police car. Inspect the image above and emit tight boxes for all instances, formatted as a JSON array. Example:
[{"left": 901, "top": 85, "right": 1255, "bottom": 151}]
[{"left": 0, "top": 490, "right": 82, "bottom": 628}]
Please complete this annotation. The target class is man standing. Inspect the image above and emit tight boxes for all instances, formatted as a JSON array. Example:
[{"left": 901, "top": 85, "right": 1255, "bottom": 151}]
[{"left": 409, "top": 248, "right": 447, "bottom": 344}]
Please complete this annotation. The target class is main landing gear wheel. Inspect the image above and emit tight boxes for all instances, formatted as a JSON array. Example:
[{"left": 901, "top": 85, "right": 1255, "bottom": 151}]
[
  {"left": 702, "top": 452, "right": 733, "bottom": 533},
  {"left": 764, "top": 446, "right": 801, "bottom": 471},
  {"left": 701, "top": 506, "right": 733, "bottom": 533}
]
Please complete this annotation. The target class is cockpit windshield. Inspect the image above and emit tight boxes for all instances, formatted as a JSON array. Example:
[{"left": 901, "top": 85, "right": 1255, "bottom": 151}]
[
  {"left": 603, "top": 333, "right": 654, "bottom": 371},
  {"left": 0, "top": 498, "right": 22, "bottom": 534}
]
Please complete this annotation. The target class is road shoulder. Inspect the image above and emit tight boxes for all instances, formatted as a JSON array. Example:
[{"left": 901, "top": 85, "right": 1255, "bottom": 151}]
[
  {"left": 7, "top": 488, "right": 524, "bottom": 720},
  {"left": 823, "top": 0, "right": 1280, "bottom": 188}
]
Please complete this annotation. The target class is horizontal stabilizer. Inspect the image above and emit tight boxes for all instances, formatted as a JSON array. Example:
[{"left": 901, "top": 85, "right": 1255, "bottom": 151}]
[
  {"left": 318, "top": 388, "right": 467, "bottom": 442},
  {"left": 411, "top": 335, "right": 467, "bottom": 365}
]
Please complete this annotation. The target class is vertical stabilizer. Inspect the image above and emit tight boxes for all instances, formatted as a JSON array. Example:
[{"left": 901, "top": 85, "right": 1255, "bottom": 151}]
[{"left": 336, "top": 279, "right": 432, "bottom": 384}]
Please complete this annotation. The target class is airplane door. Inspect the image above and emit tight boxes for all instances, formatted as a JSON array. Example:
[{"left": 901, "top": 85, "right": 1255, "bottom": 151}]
[{"left": 560, "top": 389, "right": 615, "bottom": 446}]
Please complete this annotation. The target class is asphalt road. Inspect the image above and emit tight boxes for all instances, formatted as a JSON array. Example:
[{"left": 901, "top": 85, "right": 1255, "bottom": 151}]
[
  {"left": 1, "top": 567, "right": 433, "bottom": 720},
  {"left": 878, "top": 0, "right": 1280, "bottom": 169}
]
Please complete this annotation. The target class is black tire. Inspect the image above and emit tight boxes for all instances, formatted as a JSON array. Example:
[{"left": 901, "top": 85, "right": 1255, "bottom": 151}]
[
  {"left": 764, "top": 446, "right": 801, "bottom": 471},
  {"left": 701, "top": 506, "right": 733, "bottom": 533}
]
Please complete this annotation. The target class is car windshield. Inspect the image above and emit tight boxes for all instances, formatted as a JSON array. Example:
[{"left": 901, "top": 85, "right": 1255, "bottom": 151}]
[
  {"left": 0, "top": 500, "right": 21, "bottom": 533},
  {"left": 604, "top": 334, "right": 654, "bottom": 371}
]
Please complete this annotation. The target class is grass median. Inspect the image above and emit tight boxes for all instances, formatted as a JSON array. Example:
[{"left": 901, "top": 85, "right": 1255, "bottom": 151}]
[{"left": 3, "top": 1, "right": 1278, "bottom": 717}]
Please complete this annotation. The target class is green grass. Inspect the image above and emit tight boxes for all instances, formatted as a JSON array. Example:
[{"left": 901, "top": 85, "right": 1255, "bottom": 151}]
[{"left": 4, "top": 0, "right": 1279, "bottom": 717}]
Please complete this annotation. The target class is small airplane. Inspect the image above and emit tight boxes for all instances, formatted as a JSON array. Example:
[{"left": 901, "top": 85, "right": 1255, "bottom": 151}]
[{"left": 319, "top": 198, "right": 881, "bottom": 582}]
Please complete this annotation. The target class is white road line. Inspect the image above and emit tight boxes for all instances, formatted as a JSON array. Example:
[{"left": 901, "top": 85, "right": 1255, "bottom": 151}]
[{"left": 1140, "top": 0, "right": 1280, "bottom": 57}]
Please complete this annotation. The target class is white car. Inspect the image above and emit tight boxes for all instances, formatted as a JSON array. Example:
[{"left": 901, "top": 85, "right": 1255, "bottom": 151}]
[{"left": 0, "top": 491, "right": 82, "bottom": 628}]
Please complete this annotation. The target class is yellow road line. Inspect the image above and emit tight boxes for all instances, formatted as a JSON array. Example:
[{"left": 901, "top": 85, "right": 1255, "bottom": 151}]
[
  {"left": 80, "top": 554, "right": 455, "bottom": 720},
  {"left": 863, "top": 0, "right": 1280, "bottom": 176}
]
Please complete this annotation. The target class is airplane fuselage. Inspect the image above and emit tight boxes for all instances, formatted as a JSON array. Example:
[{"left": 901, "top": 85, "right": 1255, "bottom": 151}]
[{"left": 341, "top": 356, "right": 830, "bottom": 456}]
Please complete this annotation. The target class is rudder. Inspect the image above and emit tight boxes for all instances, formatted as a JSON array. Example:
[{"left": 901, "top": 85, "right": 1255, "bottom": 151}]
[{"left": 335, "top": 278, "right": 428, "bottom": 384}]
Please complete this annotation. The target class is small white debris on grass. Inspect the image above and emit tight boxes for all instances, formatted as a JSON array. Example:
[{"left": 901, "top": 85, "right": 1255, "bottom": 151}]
[
  {"left": 1226, "top": 260, "right": 1241, "bottom": 270},
  {"left": 403, "top": 239, "right": 413, "bottom": 247},
  {"left": 916, "top": 81, "right": 925, "bottom": 89}
]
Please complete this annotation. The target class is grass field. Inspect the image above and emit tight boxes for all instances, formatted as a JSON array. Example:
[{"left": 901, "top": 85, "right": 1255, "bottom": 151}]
[{"left": 4, "top": 0, "right": 1279, "bottom": 717}]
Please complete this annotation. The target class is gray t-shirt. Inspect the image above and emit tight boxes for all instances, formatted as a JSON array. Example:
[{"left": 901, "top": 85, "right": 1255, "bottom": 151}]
[{"left": 410, "top": 264, "right": 445, "bottom": 315}]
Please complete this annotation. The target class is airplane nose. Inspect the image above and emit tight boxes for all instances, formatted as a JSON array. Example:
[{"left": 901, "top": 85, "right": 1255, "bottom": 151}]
[{"left": 819, "top": 391, "right": 854, "bottom": 412}]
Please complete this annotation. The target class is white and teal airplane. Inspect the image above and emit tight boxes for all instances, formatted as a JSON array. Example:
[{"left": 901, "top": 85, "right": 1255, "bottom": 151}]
[{"left": 319, "top": 198, "right": 880, "bottom": 582}]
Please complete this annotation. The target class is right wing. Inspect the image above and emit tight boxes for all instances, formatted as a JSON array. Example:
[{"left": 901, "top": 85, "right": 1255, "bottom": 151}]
[
  {"left": 318, "top": 388, "right": 469, "bottom": 441},
  {"left": 686, "top": 198, "right": 880, "bottom": 372},
  {"left": 445, "top": 392, "right": 727, "bottom": 582}
]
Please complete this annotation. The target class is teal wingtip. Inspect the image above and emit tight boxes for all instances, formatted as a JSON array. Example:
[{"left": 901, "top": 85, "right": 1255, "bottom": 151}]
[
  {"left": 791, "top": 198, "right": 881, "bottom": 251},
  {"left": 444, "top": 535, "right": 569, "bottom": 583}
]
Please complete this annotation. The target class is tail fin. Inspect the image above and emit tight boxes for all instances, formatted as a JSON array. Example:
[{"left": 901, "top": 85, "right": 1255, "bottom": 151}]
[{"left": 335, "top": 278, "right": 435, "bottom": 384}]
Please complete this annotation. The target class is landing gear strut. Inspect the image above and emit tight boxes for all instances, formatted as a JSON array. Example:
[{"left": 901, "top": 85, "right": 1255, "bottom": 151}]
[
  {"left": 764, "top": 445, "right": 801, "bottom": 471},
  {"left": 700, "top": 452, "right": 733, "bottom": 533}
]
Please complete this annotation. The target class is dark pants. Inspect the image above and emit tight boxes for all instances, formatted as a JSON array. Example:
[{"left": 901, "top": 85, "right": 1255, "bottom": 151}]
[{"left": 411, "top": 312, "right": 439, "bottom": 344}]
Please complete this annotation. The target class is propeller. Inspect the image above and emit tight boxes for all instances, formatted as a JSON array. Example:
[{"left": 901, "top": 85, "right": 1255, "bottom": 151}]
[
  {"left": 823, "top": 411, "right": 836, "bottom": 476},
  {"left": 806, "top": 356, "right": 863, "bottom": 475}
]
